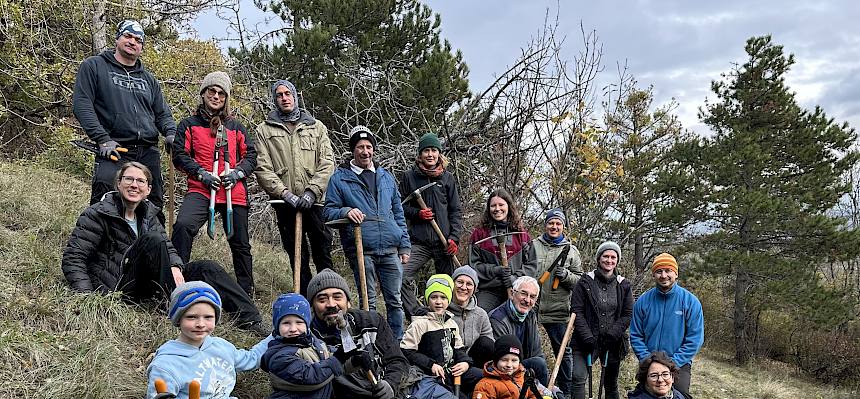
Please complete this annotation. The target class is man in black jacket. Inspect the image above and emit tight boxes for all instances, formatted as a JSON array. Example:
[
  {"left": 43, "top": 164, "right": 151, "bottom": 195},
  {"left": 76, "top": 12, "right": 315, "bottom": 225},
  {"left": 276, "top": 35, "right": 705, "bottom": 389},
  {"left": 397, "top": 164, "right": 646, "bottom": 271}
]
[
  {"left": 72, "top": 20, "right": 175, "bottom": 211},
  {"left": 398, "top": 133, "right": 464, "bottom": 319},
  {"left": 488, "top": 276, "right": 548, "bottom": 386},
  {"left": 61, "top": 162, "right": 266, "bottom": 335},
  {"left": 308, "top": 269, "right": 409, "bottom": 399}
]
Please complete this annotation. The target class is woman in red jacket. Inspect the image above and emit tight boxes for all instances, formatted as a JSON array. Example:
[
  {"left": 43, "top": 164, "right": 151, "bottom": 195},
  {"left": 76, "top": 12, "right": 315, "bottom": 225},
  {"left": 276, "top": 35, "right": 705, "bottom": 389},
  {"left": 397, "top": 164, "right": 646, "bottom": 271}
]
[{"left": 171, "top": 71, "right": 257, "bottom": 296}]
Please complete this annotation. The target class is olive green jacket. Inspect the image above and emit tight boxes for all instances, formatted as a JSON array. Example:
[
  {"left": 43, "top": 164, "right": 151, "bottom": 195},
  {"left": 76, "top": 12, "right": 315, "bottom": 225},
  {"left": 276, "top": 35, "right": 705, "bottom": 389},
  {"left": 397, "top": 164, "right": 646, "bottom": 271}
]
[
  {"left": 531, "top": 235, "right": 583, "bottom": 324},
  {"left": 253, "top": 110, "right": 335, "bottom": 201}
]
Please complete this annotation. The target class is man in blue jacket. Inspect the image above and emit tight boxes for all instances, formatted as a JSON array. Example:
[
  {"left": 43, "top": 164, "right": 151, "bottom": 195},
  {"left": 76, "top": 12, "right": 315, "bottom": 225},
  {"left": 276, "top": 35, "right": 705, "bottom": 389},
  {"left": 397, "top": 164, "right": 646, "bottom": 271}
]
[
  {"left": 629, "top": 253, "right": 704, "bottom": 395},
  {"left": 323, "top": 126, "right": 411, "bottom": 339},
  {"left": 73, "top": 20, "right": 176, "bottom": 211}
]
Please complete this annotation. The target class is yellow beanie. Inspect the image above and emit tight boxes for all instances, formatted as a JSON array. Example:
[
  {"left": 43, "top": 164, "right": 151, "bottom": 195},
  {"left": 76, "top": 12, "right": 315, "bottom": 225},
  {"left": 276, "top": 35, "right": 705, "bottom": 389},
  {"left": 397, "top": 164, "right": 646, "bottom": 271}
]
[{"left": 652, "top": 253, "right": 678, "bottom": 274}]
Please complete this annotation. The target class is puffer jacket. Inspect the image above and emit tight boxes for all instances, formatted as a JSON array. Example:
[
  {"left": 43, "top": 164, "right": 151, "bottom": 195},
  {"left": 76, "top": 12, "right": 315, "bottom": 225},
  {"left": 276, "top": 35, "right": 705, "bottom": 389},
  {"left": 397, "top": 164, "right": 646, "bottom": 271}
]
[
  {"left": 447, "top": 296, "right": 493, "bottom": 349},
  {"left": 323, "top": 162, "right": 410, "bottom": 255},
  {"left": 173, "top": 113, "right": 256, "bottom": 206},
  {"left": 626, "top": 384, "right": 690, "bottom": 399},
  {"left": 261, "top": 334, "right": 343, "bottom": 399},
  {"left": 62, "top": 192, "right": 182, "bottom": 293},
  {"left": 398, "top": 165, "right": 464, "bottom": 246},
  {"left": 469, "top": 225, "right": 536, "bottom": 294},
  {"left": 254, "top": 110, "right": 335, "bottom": 202},
  {"left": 472, "top": 363, "right": 539, "bottom": 399},
  {"left": 529, "top": 235, "right": 583, "bottom": 324}
]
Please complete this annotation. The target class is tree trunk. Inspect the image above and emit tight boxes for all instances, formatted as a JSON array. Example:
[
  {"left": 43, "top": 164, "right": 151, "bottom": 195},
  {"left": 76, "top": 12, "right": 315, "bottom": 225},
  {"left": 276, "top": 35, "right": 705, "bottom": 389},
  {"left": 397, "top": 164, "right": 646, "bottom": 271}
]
[
  {"left": 91, "top": 0, "right": 107, "bottom": 55},
  {"left": 734, "top": 268, "right": 752, "bottom": 364}
]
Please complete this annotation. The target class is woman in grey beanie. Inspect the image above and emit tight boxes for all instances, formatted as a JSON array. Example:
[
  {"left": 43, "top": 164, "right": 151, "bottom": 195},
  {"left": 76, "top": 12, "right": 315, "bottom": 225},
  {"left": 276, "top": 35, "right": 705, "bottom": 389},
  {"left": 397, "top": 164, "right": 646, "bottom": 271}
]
[{"left": 448, "top": 265, "right": 495, "bottom": 367}]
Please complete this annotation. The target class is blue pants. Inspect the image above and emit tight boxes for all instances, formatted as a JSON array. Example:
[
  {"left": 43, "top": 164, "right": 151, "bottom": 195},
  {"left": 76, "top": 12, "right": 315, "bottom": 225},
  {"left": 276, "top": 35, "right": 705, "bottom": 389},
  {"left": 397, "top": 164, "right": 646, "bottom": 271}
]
[
  {"left": 348, "top": 252, "right": 405, "bottom": 339},
  {"left": 543, "top": 322, "right": 574, "bottom": 397}
]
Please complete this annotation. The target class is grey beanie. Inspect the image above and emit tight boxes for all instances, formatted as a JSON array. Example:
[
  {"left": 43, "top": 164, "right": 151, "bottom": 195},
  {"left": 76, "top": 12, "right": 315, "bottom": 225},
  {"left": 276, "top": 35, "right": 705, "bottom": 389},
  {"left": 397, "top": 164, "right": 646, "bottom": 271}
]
[
  {"left": 452, "top": 265, "right": 479, "bottom": 289},
  {"left": 306, "top": 268, "right": 351, "bottom": 301},
  {"left": 200, "top": 71, "right": 232, "bottom": 98},
  {"left": 595, "top": 241, "right": 622, "bottom": 263},
  {"left": 544, "top": 208, "right": 566, "bottom": 225},
  {"left": 168, "top": 281, "right": 223, "bottom": 327}
]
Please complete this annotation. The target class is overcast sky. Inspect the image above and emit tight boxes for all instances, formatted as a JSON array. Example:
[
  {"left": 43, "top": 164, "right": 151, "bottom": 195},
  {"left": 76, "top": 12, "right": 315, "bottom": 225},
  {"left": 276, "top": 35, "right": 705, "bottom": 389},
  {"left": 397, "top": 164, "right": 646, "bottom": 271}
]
[{"left": 192, "top": 0, "right": 860, "bottom": 134}]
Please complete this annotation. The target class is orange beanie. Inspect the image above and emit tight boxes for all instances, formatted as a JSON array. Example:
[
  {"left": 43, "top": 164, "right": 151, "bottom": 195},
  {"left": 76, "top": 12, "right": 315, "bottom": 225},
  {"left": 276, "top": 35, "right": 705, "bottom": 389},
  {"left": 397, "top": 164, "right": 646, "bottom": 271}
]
[{"left": 652, "top": 253, "right": 678, "bottom": 274}]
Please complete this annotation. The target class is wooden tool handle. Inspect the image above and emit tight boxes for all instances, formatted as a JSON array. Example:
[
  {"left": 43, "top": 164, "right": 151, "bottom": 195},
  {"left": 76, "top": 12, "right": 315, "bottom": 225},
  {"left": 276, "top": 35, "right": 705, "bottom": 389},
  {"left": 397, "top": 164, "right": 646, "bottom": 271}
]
[
  {"left": 548, "top": 313, "right": 576, "bottom": 390},
  {"left": 189, "top": 380, "right": 201, "bottom": 399},
  {"left": 293, "top": 212, "right": 303, "bottom": 293},
  {"left": 154, "top": 379, "right": 168, "bottom": 393}
]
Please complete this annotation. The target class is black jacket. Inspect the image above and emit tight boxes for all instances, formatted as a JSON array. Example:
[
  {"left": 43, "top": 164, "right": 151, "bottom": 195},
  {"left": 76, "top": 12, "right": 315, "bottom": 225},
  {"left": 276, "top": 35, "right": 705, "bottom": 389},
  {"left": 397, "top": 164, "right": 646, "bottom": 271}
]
[
  {"left": 398, "top": 166, "right": 464, "bottom": 246},
  {"left": 61, "top": 192, "right": 182, "bottom": 293},
  {"left": 311, "top": 309, "right": 408, "bottom": 388},
  {"left": 72, "top": 50, "right": 175, "bottom": 145},
  {"left": 488, "top": 301, "right": 544, "bottom": 360},
  {"left": 569, "top": 271, "right": 633, "bottom": 357}
]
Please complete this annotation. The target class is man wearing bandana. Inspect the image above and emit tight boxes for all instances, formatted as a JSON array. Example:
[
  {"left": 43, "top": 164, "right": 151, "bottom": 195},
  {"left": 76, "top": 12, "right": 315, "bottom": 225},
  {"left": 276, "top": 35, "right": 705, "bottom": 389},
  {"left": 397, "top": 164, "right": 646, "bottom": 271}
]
[
  {"left": 254, "top": 79, "right": 336, "bottom": 298},
  {"left": 306, "top": 269, "right": 409, "bottom": 399},
  {"left": 72, "top": 20, "right": 176, "bottom": 214}
]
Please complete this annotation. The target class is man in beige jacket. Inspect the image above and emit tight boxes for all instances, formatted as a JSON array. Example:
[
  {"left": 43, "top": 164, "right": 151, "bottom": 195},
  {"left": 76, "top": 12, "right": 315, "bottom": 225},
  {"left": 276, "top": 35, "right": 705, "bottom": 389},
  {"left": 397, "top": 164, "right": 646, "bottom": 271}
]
[{"left": 254, "top": 79, "right": 335, "bottom": 297}]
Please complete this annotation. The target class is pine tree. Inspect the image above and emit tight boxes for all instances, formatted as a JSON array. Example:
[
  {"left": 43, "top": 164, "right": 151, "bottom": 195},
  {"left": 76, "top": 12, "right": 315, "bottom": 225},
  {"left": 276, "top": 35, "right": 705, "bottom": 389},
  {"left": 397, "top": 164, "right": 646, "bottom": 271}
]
[{"left": 672, "top": 35, "right": 860, "bottom": 364}]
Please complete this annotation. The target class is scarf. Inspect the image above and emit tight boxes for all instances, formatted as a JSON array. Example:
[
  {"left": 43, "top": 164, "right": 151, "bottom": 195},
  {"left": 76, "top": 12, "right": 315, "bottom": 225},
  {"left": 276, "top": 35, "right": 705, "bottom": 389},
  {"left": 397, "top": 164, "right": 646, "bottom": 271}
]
[
  {"left": 416, "top": 160, "right": 444, "bottom": 178},
  {"left": 542, "top": 232, "right": 565, "bottom": 245},
  {"left": 507, "top": 300, "right": 528, "bottom": 322}
]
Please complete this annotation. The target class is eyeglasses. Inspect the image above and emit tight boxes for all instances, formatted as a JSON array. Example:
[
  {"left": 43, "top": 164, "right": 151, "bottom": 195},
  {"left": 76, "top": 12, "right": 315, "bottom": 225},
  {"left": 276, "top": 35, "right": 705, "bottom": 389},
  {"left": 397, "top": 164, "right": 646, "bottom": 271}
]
[
  {"left": 455, "top": 280, "right": 474, "bottom": 289},
  {"left": 514, "top": 290, "right": 538, "bottom": 301},
  {"left": 647, "top": 371, "right": 672, "bottom": 381},
  {"left": 121, "top": 32, "right": 143, "bottom": 44},
  {"left": 206, "top": 87, "right": 227, "bottom": 99},
  {"left": 120, "top": 176, "right": 148, "bottom": 186}
]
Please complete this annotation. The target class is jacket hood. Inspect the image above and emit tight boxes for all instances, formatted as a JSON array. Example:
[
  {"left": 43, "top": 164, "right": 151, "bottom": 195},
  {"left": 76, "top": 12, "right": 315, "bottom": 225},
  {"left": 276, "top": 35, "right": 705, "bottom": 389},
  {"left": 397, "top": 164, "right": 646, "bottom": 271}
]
[
  {"left": 448, "top": 295, "right": 478, "bottom": 314},
  {"left": 155, "top": 336, "right": 214, "bottom": 358},
  {"left": 265, "top": 109, "right": 316, "bottom": 127},
  {"left": 585, "top": 270, "right": 626, "bottom": 283},
  {"left": 482, "top": 361, "right": 523, "bottom": 379},
  {"left": 99, "top": 49, "right": 143, "bottom": 71}
]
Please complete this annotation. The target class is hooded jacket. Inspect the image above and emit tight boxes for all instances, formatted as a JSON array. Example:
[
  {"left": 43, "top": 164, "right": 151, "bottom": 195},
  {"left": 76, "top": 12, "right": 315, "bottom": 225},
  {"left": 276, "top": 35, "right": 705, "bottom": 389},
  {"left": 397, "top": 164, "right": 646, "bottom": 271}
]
[
  {"left": 323, "top": 162, "right": 410, "bottom": 255},
  {"left": 488, "top": 302, "right": 543, "bottom": 361},
  {"left": 400, "top": 311, "right": 471, "bottom": 374},
  {"left": 145, "top": 335, "right": 272, "bottom": 399},
  {"left": 447, "top": 295, "right": 493, "bottom": 349},
  {"left": 261, "top": 335, "right": 343, "bottom": 399},
  {"left": 570, "top": 271, "right": 633, "bottom": 357},
  {"left": 173, "top": 113, "right": 257, "bottom": 206},
  {"left": 398, "top": 165, "right": 464, "bottom": 246},
  {"left": 529, "top": 235, "right": 583, "bottom": 324},
  {"left": 472, "top": 363, "right": 539, "bottom": 399},
  {"left": 61, "top": 192, "right": 182, "bottom": 293},
  {"left": 72, "top": 50, "right": 175, "bottom": 145},
  {"left": 254, "top": 110, "right": 335, "bottom": 202},
  {"left": 629, "top": 283, "right": 704, "bottom": 368}
]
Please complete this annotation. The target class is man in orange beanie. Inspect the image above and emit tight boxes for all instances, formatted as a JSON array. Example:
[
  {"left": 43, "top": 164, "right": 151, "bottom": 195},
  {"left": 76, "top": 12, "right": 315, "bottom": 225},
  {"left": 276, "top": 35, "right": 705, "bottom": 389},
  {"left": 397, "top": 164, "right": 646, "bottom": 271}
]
[{"left": 629, "top": 253, "right": 703, "bottom": 396}]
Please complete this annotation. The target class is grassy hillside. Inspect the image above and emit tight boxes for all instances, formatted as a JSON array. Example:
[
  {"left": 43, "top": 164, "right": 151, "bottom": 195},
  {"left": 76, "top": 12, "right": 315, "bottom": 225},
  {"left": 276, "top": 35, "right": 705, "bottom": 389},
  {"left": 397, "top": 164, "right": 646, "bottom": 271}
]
[{"left": 0, "top": 161, "right": 856, "bottom": 398}]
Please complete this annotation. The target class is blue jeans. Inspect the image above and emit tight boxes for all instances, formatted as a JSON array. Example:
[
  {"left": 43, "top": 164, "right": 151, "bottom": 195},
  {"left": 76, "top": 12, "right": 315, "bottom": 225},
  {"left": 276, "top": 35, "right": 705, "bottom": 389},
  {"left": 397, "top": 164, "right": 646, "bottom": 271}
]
[
  {"left": 348, "top": 252, "right": 405, "bottom": 339},
  {"left": 543, "top": 322, "right": 574, "bottom": 397}
]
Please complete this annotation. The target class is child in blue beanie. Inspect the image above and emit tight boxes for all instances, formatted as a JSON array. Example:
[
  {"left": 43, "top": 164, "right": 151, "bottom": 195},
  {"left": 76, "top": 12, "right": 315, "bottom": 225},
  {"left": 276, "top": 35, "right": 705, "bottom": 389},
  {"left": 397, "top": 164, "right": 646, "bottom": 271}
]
[
  {"left": 146, "top": 281, "right": 272, "bottom": 399},
  {"left": 261, "top": 293, "right": 344, "bottom": 399}
]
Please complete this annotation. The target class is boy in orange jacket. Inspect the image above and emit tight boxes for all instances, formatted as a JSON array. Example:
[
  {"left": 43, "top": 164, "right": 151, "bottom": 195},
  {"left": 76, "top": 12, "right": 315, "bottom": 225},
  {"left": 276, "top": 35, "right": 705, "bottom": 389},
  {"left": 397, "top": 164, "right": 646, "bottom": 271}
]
[{"left": 473, "top": 335, "right": 558, "bottom": 399}]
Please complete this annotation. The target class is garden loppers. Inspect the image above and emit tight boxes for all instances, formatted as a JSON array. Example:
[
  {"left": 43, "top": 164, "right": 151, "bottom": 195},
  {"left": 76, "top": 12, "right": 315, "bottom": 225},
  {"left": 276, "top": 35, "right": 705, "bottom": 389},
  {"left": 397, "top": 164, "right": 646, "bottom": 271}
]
[
  {"left": 587, "top": 353, "right": 593, "bottom": 399},
  {"left": 217, "top": 125, "right": 234, "bottom": 240},
  {"left": 597, "top": 350, "right": 608, "bottom": 399},
  {"left": 453, "top": 375, "right": 461, "bottom": 397},
  {"left": 537, "top": 246, "right": 570, "bottom": 290},
  {"left": 72, "top": 139, "right": 127, "bottom": 161},
  {"left": 206, "top": 126, "right": 222, "bottom": 239}
]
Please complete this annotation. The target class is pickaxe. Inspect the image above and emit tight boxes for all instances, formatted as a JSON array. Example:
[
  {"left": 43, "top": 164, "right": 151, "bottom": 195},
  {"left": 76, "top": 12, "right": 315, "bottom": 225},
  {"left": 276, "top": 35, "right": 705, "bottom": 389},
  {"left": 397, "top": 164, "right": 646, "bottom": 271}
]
[
  {"left": 472, "top": 231, "right": 529, "bottom": 297},
  {"left": 547, "top": 313, "right": 576, "bottom": 393},
  {"left": 267, "top": 201, "right": 322, "bottom": 293},
  {"left": 401, "top": 182, "right": 461, "bottom": 267},
  {"left": 325, "top": 216, "right": 383, "bottom": 311}
]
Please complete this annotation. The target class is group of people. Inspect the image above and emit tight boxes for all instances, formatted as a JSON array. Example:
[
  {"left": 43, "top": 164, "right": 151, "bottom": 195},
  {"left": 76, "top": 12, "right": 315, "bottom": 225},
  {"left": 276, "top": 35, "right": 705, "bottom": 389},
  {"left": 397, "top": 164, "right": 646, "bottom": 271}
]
[{"left": 59, "top": 20, "right": 705, "bottom": 399}]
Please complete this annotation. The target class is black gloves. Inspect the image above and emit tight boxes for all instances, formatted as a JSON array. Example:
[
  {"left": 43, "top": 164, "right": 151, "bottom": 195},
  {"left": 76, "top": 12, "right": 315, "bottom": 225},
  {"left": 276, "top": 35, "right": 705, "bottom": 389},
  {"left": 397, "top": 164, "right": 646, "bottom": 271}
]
[
  {"left": 282, "top": 190, "right": 301, "bottom": 208},
  {"left": 197, "top": 169, "right": 221, "bottom": 190},
  {"left": 351, "top": 350, "right": 374, "bottom": 372},
  {"left": 296, "top": 190, "right": 316, "bottom": 210},
  {"left": 554, "top": 267, "right": 569, "bottom": 280},
  {"left": 581, "top": 336, "right": 596, "bottom": 355},
  {"left": 98, "top": 140, "right": 121, "bottom": 160},
  {"left": 221, "top": 170, "right": 244, "bottom": 189},
  {"left": 498, "top": 267, "right": 513, "bottom": 288}
]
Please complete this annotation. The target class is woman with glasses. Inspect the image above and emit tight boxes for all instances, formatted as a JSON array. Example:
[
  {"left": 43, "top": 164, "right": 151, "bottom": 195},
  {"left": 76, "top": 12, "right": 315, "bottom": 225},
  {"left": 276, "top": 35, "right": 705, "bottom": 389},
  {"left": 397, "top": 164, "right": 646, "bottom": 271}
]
[
  {"left": 171, "top": 71, "right": 257, "bottom": 296},
  {"left": 627, "top": 352, "right": 689, "bottom": 399},
  {"left": 568, "top": 241, "right": 634, "bottom": 399},
  {"left": 448, "top": 265, "right": 495, "bottom": 369},
  {"left": 469, "top": 188, "right": 537, "bottom": 312}
]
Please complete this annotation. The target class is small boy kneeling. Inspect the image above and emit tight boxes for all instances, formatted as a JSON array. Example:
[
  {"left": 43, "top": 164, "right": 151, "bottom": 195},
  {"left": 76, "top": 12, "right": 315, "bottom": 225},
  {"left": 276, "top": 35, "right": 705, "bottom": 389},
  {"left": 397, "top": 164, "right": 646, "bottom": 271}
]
[{"left": 146, "top": 281, "right": 272, "bottom": 398}]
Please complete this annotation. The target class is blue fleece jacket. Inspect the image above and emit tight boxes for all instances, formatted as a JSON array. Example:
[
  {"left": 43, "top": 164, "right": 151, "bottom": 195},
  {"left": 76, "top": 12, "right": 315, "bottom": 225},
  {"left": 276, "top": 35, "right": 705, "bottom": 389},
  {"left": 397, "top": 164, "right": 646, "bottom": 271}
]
[
  {"left": 145, "top": 335, "right": 272, "bottom": 399},
  {"left": 629, "top": 283, "right": 704, "bottom": 367},
  {"left": 323, "top": 162, "right": 410, "bottom": 255}
]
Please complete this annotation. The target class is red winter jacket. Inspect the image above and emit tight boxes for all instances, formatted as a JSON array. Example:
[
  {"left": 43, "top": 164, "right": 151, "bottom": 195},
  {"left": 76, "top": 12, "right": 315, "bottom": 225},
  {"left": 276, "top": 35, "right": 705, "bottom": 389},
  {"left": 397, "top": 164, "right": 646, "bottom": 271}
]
[{"left": 172, "top": 113, "right": 257, "bottom": 206}]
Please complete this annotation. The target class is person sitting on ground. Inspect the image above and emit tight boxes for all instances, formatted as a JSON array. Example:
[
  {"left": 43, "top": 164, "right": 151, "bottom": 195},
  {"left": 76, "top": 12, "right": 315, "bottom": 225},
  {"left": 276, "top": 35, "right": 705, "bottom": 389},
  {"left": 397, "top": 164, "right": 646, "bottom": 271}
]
[
  {"left": 145, "top": 282, "right": 272, "bottom": 399},
  {"left": 447, "top": 265, "right": 494, "bottom": 368},
  {"left": 261, "top": 293, "right": 344, "bottom": 399},
  {"left": 61, "top": 162, "right": 267, "bottom": 335},
  {"left": 626, "top": 352, "right": 691, "bottom": 399},
  {"left": 487, "top": 276, "right": 548, "bottom": 386},
  {"left": 469, "top": 188, "right": 537, "bottom": 312},
  {"left": 306, "top": 268, "right": 409, "bottom": 399},
  {"left": 472, "top": 334, "right": 557, "bottom": 399},
  {"left": 401, "top": 274, "right": 482, "bottom": 399}
]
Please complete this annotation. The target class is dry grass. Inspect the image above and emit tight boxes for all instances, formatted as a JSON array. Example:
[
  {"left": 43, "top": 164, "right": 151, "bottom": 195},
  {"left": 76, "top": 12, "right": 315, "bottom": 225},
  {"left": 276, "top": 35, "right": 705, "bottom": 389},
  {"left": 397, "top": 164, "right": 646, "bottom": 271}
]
[{"left": 1, "top": 160, "right": 858, "bottom": 398}]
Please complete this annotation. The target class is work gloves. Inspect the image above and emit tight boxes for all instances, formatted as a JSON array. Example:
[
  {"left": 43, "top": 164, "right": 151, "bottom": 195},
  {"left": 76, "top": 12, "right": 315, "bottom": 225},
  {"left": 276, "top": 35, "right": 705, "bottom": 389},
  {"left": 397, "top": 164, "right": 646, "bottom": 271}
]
[
  {"left": 197, "top": 169, "right": 221, "bottom": 190},
  {"left": 554, "top": 267, "right": 569, "bottom": 280},
  {"left": 351, "top": 351, "right": 374, "bottom": 372},
  {"left": 282, "top": 190, "right": 301, "bottom": 208},
  {"left": 221, "top": 170, "right": 244, "bottom": 189},
  {"left": 297, "top": 190, "right": 316, "bottom": 210},
  {"left": 163, "top": 134, "right": 175, "bottom": 152},
  {"left": 418, "top": 208, "right": 434, "bottom": 220},
  {"left": 498, "top": 266, "right": 513, "bottom": 288},
  {"left": 446, "top": 239, "right": 458, "bottom": 255},
  {"left": 99, "top": 140, "right": 121, "bottom": 160},
  {"left": 581, "top": 336, "right": 597, "bottom": 356}
]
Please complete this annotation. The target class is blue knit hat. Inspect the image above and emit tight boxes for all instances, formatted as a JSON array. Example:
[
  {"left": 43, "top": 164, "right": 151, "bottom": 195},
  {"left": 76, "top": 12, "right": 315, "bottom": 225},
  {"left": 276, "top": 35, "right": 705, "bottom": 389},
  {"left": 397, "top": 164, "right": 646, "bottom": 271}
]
[
  {"left": 168, "top": 281, "right": 222, "bottom": 327},
  {"left": 271, "top": 293, "right": 312, "bottom": 337},
  {"left": 545, "top": 208, "right": 566, "bottom": 225}
]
